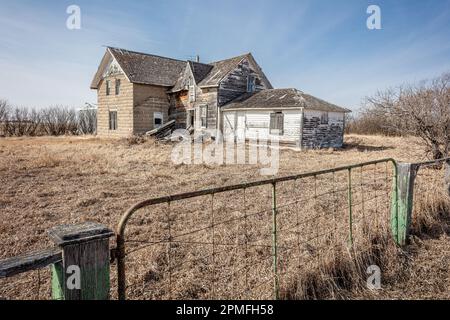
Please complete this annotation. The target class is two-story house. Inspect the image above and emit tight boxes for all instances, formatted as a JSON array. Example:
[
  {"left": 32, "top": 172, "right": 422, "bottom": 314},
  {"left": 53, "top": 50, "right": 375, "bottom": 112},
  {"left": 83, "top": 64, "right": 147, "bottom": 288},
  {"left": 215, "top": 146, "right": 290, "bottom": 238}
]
[{"left": 91, "top": 47, "right": 350, "bottom": 148}]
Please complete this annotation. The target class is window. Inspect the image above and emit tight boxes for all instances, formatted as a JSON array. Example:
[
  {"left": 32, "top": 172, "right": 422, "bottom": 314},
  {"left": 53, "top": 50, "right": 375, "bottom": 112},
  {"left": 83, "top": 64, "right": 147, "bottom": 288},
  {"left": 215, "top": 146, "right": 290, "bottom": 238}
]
[
  {"left": 189, "top": 84, "right": 196, "bottom": 102},
  {"left": 109, "top": 111, "right": 117, "bottom": 130},
  {"left": 270, "top": 112, "right": 284, "bottom": 135},
  {"left": 200, "top": 105, "right": 208, "bottom": 128},
  {"left": 321, "top": 112, "right": 329, "bottom": 124},
  {"left": 106, "top": 80, "right": 111, "bottom": 96},
  {"left": 115, "top": 79, "right": 121, "bottom": 95},
  {"left": 154, "top": 112, "right": 163, "bottom": 129},
  {"left": 247, "top": 75, "right": 256, "bottom": 93}
]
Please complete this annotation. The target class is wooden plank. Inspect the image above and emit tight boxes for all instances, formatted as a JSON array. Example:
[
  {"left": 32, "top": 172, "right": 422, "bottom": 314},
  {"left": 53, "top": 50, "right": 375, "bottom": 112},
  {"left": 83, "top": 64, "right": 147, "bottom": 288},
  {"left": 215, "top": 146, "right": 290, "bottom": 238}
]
[
  {"left": 0, "top": 247, "right": 61, "bottom": 278},
  {"left": 49, "top": 222, "right": 113, "bottom": 300}
]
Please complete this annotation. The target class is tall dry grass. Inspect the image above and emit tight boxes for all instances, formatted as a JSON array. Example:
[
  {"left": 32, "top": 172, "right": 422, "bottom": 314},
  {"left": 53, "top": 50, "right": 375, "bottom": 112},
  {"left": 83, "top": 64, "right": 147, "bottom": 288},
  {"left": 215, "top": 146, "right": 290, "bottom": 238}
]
[{"left": 0, "top": 135, "right": 448, "bottom": 300}]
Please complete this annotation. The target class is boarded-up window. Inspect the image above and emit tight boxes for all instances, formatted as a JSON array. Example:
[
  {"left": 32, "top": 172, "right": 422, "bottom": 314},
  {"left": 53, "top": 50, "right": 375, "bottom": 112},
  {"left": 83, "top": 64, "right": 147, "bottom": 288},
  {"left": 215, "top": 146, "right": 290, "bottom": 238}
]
[
  {"left": 270, "top": 112, "right": 284, "bottom": 135},
  {"left": 106, "top": 80, "right": 111, "bottom": 96},
  {"left": 109, "top": 111, "right": 117, "bottom": 130},
  {"left": 247, "top": 75, "right": 256, "bottom": 93},
  {"left": 115, "top": 79, "right": 121, "bottom": 95},
  {"left": 200, "top": 105, "right": 208, "bottom": 128},
  {"left": 321, "top": 112, "right": 329, "bottom": 124}
]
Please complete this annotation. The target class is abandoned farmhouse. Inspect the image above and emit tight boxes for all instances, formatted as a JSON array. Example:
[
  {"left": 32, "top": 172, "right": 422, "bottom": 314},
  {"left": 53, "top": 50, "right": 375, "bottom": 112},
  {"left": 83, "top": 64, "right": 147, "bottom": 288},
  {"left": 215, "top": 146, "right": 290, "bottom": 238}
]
[{"left": 91, "top": 47, "right": 350, "bottom": 148}]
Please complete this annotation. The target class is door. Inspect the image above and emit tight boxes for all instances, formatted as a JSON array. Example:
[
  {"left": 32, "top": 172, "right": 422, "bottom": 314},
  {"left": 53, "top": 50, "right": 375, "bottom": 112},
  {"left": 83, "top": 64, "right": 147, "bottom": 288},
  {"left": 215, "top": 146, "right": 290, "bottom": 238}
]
[
  {"left": 236, "top": 112, "right": 246, "bottom": 141},
  {"left": 187, "top": 110, "right": 195, "bottom": 129}
]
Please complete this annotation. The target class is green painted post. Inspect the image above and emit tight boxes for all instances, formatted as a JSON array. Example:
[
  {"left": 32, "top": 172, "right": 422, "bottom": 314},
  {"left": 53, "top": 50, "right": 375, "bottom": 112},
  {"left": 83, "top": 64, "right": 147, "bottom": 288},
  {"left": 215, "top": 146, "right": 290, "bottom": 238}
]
[
  {"left": 271, "top": 182, "right": 279, "bottom": 300},
  {"left": 390, "top": 165, "right": 399, "bottom": 245},
  {"left": 48, "top": 222, "right": 114, "bottom": 300},
  {"left": 391, "top": 163, "right": 418, "bottom": 246}
]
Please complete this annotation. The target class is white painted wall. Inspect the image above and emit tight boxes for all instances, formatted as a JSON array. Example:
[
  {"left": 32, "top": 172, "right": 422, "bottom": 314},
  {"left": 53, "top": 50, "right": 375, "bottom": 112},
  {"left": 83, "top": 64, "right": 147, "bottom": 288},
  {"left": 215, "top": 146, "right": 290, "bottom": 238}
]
[
  {"left": 303, "top": 110, "right": 344, "bottom": 123},
  {"left": 222, "top": 109, "right": 303, "bottom": 143}
]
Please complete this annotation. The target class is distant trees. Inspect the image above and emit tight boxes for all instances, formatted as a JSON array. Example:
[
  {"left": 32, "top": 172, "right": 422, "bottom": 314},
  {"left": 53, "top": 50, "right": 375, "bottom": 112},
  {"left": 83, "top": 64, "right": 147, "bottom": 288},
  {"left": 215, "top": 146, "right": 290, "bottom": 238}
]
[
  {"left": 77, "top": 106, "right": 97, "bottom": 135},
  {"left": 0, "top": 100, "right": 97, "bottom": 137},
  {"left": 348, "top": 72, "right": 450, "bottom": 159}
]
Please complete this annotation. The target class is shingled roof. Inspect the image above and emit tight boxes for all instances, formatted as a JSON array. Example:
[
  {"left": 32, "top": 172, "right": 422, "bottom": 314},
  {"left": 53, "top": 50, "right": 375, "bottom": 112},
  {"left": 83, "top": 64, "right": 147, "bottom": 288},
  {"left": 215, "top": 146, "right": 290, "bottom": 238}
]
[
  {"left": 107, "top": 47, "right": 186, "bottom": 87},
  {"left": 222, "top": 89, "right": 351, "bottom": 113},
  {"left": 197, "top": 54, "right": 250, "bottom": 87},
  {"left": 189, "top": 61, "right": 214, "bottom": 83}
]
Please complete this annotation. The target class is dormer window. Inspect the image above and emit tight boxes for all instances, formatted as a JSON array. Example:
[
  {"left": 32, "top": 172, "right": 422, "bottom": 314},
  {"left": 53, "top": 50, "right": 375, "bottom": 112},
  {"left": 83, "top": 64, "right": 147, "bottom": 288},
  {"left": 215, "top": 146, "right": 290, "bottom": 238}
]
[
  {"left": 106, "top": 80, "right": 111, "bottom": 96},
  {"left": 247, "top": 75, "right": 256, "bottom": 93}
]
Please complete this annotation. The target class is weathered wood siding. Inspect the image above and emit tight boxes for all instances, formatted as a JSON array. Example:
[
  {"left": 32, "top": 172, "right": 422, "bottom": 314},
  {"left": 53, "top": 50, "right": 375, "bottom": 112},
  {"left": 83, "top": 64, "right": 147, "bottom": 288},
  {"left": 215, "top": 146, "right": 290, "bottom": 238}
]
[
  {"left": 195, "top": 88, "right": 218, "bottom": 130},
  {"left": 170, "top": 87, "right": 218, "bottom": 131},
  {"left": 301, "top": 110, "right": 345, "bottom": 149},
  {"left": 133, "top": 84, "right": 170, "bottom": 134},
  {"left": 169, "top": 91, "right": 189, "bottom": 129},
  {"left": 223, "top": 110, "right": 302, "bottom": 144},
  {"left": 218, "top": 58, "right": 268, "bottom": 106},
  {"left": 97, "top": 73, "right": 134, "bottom": 137}
]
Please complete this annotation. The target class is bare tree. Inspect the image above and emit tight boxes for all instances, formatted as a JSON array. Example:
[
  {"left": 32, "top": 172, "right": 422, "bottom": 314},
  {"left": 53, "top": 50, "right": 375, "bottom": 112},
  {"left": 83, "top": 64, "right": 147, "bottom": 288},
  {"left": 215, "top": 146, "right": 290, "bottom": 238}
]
[
  {"left": 78, "top": 107, "right": 97, "bottom": 134},
  {"left": 41, "top": 106, "right": 77, "bottom": 136},
  {"left": 363, "top": 72, "right": 450, "bottom": 159},
  {"left": 0, "top": 99, "right": 10, "bottom": 136}
]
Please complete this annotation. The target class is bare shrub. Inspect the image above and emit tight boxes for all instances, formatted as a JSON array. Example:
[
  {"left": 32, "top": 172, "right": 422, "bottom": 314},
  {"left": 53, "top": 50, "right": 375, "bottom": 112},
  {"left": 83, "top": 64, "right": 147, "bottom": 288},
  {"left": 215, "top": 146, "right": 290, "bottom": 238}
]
[
  {"left": 78, "top": 107, "right": 97, "bottom": 135},
  {"left": 0, "top": 99, "right": 10, "bottom": 136},
  {"left": 6, "top": 106, "right": 42, "bottom": 136},
  {"left": 41, "top": 106, "right": 77, "bottom": 136},
  {"left": 356, "top": 72, "right": 450, "bottom": 159},
  {"left": 345, "top": 111, "right": 399, "bottom": 136}
]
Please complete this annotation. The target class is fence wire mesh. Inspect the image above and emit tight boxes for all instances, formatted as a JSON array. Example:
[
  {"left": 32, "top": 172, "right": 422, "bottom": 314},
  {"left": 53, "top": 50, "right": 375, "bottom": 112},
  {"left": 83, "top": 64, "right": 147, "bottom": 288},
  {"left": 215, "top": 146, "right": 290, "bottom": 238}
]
[
  {"left": 412, "top": 162, "right": 450, "bottom": 237},
  {"left": 0, "top": 268, "right": 51, "bottom": 300},
  {"left": 119, "top": 159, "right": 396, "bottom": 300}
]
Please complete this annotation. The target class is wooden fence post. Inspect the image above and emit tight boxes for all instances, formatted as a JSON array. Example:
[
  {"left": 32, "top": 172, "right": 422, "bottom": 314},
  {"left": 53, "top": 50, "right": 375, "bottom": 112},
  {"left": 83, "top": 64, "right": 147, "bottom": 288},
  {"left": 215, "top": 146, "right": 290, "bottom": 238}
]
[
  {"left": 393, "top": 163, "right": 419, "bottom": 246},
  {"left": 48, "top": 222, "right": 114, "bottom": 300}
]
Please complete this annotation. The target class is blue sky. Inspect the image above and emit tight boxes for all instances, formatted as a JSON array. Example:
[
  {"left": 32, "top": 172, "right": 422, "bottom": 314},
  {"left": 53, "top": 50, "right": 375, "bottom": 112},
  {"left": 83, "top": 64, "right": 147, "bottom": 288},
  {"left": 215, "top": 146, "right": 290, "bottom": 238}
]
[{"left": 0, "top": 0, "right": 449, "bottom": 111}]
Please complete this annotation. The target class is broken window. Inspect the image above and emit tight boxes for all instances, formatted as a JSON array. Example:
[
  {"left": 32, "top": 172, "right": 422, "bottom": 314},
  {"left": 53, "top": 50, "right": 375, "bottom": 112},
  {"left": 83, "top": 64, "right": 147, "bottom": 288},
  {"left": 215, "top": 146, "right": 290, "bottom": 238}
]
[
  {"left": 270, "top": 112, "right": 284, "bottom": 135},
  {"left": 321, "top": 112, "right": 329, "bottom": 125},
  {"left": 247, "top": 75, "right": 256, "bottom": 93},
  {"left": 115, "top": 79, "right": 121, "bottom": 95},
  {"left": 106, "top": 80, "right": 111, "bottom": 96},
  {"left": 154, "top": 112, "right": 163, "bottom": 129},
  {"left": 109, "top": 110, "right": 117, "bottom": 130}
]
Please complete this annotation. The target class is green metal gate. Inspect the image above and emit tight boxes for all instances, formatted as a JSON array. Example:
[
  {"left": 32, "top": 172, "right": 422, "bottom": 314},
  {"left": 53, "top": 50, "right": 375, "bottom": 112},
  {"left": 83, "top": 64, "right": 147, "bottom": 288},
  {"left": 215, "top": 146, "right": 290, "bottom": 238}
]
[{"left": 116, "top": 158, "right": 399, "bottom": 300}]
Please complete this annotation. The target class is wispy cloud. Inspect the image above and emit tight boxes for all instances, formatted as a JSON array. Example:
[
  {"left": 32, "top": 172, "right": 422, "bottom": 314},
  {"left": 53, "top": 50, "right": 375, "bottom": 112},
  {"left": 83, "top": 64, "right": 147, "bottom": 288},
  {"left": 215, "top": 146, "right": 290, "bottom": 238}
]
[{"left": 0, "top": 0, "right": 448, "bottom": 109}]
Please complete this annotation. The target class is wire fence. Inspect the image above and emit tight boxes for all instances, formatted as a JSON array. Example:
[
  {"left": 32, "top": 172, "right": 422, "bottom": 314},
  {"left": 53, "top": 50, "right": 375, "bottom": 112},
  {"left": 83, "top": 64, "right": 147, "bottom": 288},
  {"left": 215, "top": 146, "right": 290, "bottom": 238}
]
[
  {"left": 0, "top": 268, "right": 51, "bottom": 300},
  {"left": 116, "top": 159, "right": 398, "bottom": 300}
]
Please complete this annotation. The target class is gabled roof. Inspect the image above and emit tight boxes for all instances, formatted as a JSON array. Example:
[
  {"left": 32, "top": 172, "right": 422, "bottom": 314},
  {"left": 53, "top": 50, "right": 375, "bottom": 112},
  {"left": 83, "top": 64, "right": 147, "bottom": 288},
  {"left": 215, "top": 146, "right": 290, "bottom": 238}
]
[
  {"left": 197, "top": 54, "right": 250, "bottom": 87},
  {"left": 109, "top": 47, "right": 186, "bottom": 87},
  {"left": 171, "top": 61, "right": 213, "bottom": 92},
  {"left": 189, "top": 61, "right": 214, "bottom": 83},
  {"left": 90, "top": 47, "right": 186, "bottom": 89},
  {"left": 222, "top": 88, "right": 351, "bottom": 113},
  {"left": 91, "top": 47, "right": 272, "bottom": 91}
]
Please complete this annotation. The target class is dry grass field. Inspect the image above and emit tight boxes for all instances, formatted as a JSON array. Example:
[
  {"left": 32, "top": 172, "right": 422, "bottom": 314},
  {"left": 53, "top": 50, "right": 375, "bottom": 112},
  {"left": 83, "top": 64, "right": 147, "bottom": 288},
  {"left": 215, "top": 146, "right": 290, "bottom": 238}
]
[{"left": 0, "top": 134, "right": 449, "bottom": 300}]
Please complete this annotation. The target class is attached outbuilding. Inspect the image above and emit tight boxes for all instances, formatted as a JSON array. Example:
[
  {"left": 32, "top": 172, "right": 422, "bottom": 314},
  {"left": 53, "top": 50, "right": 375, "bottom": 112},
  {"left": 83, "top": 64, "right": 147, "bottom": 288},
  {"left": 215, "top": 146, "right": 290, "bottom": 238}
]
[{"left": 221, "top": 88, "right": 351, "bottom": 149}]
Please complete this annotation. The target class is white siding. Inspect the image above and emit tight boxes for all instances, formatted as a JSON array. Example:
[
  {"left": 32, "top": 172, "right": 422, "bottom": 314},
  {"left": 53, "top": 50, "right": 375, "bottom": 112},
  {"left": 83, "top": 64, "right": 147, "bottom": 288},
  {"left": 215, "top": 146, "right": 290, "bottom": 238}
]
[
  {"left": 222, "top": 109, "right": 303, "bottom": 144},
  {"left": 304, "top": 110, "right": 344, "bottom": 123}
]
